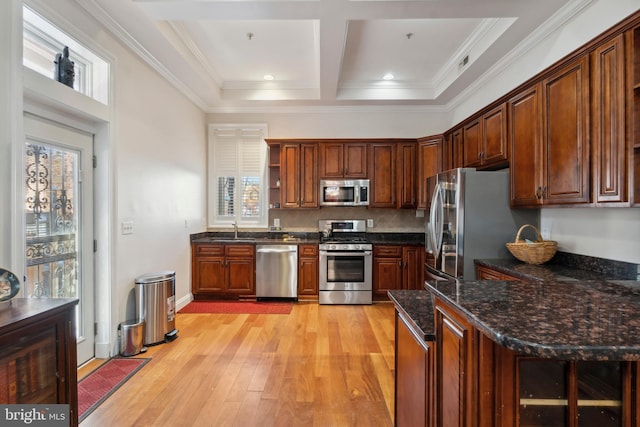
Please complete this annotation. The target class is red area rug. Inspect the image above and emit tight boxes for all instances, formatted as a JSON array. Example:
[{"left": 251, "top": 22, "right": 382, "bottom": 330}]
[
  {"left": 78, "top": 357, "right": 150, "bottom": 422},
  {"left": 179, "top": 301, "right": 293, "bottom": 314}
]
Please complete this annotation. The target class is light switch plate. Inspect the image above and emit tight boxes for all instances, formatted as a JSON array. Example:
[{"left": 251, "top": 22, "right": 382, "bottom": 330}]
[
  {"left": 121, "top": 220, "right": 134, "bottom": 235},
  {"left": 367, "top": 219, "right": 374, "bottom": 228},
  {"left": 274, "top": 218, "right": 280, "bottom": 227}
]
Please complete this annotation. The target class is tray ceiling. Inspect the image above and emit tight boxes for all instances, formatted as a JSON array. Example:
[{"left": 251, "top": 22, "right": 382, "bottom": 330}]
[{"left": 81, "top": 0, "right": 581, "bottom": 112}]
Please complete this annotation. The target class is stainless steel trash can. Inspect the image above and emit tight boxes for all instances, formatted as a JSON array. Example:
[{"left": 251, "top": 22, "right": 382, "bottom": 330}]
[
  {"left": 118, "top": 320, "right": 146, "bottom": 356},
  {"left": 135, "top": 271, "right": 178, "bottom": 345}
]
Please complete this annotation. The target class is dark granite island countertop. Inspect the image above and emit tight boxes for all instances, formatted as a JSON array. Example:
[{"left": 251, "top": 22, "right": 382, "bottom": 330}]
[
  {"left": 425, "top": 279, "right": 640, "bottom": 361},
  {"left": 387, "top": 290, "right": 435, "bottom": 341}
]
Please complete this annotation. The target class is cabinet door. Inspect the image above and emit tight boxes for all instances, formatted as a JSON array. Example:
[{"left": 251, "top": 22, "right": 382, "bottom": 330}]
[
  {"left": 298, "top": 245, "right": 318, "bottom": 299},
  {"left": 344, "top": 143, "right": 368, "bottom": 178},
  {"left": 509, "top": 84, "right": 544, "bottom": 207},
  {"left": 319, "top": 142, "right": 343, "bottom": 178},
  {"left": 442, "top": 133, "right": 453, "bottom": 173},
  {"left": 395, "top": 311, "right": 432, "bottom": 427},
  {"left": 452, "top": 128, "right": 464, "bottom": 169},
  {"left": 194, "top": 257, "right": 226, "bottom": 293},
  {"left": 373, "top": 257, "right": 402, "bottom": 297},
  {"left": 482, "top": 103, "right": 508, "bottom": 167},
  {"left": 542, "top": 55, "right": 591, "bottom": 204},
  {"left": 369, "top": 143, "right": 396, "bottom": 207},
  {"left": 402, "top": 246, "right": 421, "bottom": 290},
  {"left": 281, "top": 144, "right": 301, "bottom": 208},
  {"left": 592, "top": 34, "right": 628, "bottom": 205},
  {"left": 462, "top": 119, "right": 482, "bottom": 167},
  {"left": 418, "top": 136, "right": 442, "bottom": 210},
  {"left": 397, "top": 142, "right": 418, "bottom": 209},
  {"left": 435, "top": 303, "right": 474, "bottom": 427},
  {"left": 299, "top": 143, "right": 319, "bottom": 208},
  {"left": 226, "top": 258, "right": 254, "bottom": 294}
]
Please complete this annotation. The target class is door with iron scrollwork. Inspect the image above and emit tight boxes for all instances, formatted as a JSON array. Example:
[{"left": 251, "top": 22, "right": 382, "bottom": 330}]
[{"left": 23, "top": 114, "right": 95, "bottom": 364}]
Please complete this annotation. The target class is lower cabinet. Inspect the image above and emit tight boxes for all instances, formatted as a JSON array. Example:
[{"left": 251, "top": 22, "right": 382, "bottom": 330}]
[
  {"left": 297, "top": 244, "right": 318, "bottom": 300},
  {"left": 427, "top": 296, "right": 640, "bottom": 427},
  {"left": 476, "top": 265, "right": 520, "bottom": 281},
  {"left": 373, "top": 245, "right": 425, "bottom": 300},
  {"left": 0, "top": 299, "right": 78, "bottom": 426},
  {"left": 191, "top": 243, "right": 255, "bottom": 299},
  {"left": 395, "top": 309, "right": 433, "bottom": 427}
]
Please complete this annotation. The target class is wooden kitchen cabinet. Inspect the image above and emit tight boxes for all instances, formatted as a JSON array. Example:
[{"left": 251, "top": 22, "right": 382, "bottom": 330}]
[
  {"left": 319, "top": 142, "right": 367, "bottom": 178},
  {"left": 297, "top": 244, "right": 318, "bottom": 300},
  {"left": 462, "top": 104, "right": 508, "bottom": 170},
  {"left": 395, "top": 309, "right": 433, "bottom": 427},
  {"left": 368, "top": 143, "right": 396, "bottom": 208},
  {"left": 476, "top": 265, "right": 520, "bottom": 281},
  {"left": 592, "top": 33, "right": 630, "bottom": 205},
  {"left": 281, "top": 142, "right": 319, "bottom": 208},
  {"left": 396, "top": 141, "right": 418, "bottom": 208},
  {"left": 191, "top": 243, "right": 255, "bottom": 299},
  {"left": 417, "top": 135, "right": 442, "bottom": 210},
  {"left": 434, "top": 299, "right": 476, "bottom": 427},
  {"left": 0, "top": 298, "right": 78, "bottom": 427},
  {"left": 373, "top": 245, "right": 402, "bottom": 299},
  {"left": 509, "top": 55, "right": 590, "bottom": 207},
  {"left": 373, "top": 245, "right": 423, "bottom": 299}
]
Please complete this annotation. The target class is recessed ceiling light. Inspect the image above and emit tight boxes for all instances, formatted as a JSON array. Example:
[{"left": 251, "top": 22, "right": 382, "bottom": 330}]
[
  {"left": 383, "top": 73, "right": 394, "bottom": 81},
  {"left": 263, "top": 74, "right": 274, "bottom": 81}
]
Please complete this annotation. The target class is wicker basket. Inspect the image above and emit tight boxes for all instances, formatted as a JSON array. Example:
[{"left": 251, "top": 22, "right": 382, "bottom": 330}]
[{"left": 506, "top": 224, "right": 557, "bottom": 264}]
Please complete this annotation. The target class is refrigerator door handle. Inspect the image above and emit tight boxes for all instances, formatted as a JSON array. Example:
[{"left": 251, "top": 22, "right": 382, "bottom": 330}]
[{"left": 429, "top": 183, "right": 444, "bottom": 260}]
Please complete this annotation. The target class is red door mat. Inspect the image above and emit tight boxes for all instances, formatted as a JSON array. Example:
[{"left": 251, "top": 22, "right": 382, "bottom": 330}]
[
  {"left": 179, "top": 301, "right": 293, "bottom": 314},
  {"left": 78, "top": 357, "right": 150, "bottom": 422}
]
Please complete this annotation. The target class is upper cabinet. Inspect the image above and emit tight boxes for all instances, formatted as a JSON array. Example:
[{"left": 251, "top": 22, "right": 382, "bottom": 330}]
[
  {"left": 462, "top": 103, "right": 509, "bottom": 170},
  {"left": 281, "top": 142, "right": 319, "bottom": 208},
  {"left": 368, "top": 142, "right": 396, "bottom": 208},
  {"left": 592, "top": 34, "right": 629, "bottom": 205},
  {"left": 396, "top": 141, "right": 418, "bottom": 209},
  {"left": 319, "top": 142, "right": 368, "bottom": 178},
  {"left": 417, "top": 135, "right": 442, "bottom": 210},
  {"left": 510, "top": 56, "right": 591, "bottom": 207}
]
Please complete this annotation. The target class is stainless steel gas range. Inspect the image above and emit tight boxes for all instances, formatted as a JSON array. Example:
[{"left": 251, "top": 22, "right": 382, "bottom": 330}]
[{"left": 318, "top": 220, "right": 372, "bottom": 305}]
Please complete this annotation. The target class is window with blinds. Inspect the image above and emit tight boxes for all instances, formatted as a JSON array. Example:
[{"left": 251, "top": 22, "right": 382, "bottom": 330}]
[{"left": 208, "top": 125, "right": 268, "bottom": 228}]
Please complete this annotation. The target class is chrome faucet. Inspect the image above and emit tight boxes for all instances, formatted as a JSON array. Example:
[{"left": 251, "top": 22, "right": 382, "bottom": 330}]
[{"left": 232, "top": 221, "right": 238, "bottom": 239}]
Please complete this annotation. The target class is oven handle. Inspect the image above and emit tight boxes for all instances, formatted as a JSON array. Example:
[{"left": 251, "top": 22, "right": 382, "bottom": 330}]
[{"left": 319, "top": 251, "right": 372, "bottom": 257}]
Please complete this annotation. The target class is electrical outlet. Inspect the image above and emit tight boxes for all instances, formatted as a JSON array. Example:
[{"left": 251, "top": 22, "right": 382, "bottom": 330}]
[
  {"left": 367, "top": 219, "right": 374, "bottom": 228},
  {"left": 541, "top": 227, "right": 550, "bottom": 240},
  {"left": 274, "top": 218, "right": 280, "bottom": 227}
]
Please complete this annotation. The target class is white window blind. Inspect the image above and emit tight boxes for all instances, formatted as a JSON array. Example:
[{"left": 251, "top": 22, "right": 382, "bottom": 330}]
[{"left": 208, "top": 125, "right": 268, "bottom": 228}]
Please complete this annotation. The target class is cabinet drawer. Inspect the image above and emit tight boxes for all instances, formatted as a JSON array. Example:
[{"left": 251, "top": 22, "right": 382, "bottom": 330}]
[
  {"left": 299, "top": 244, "right": 318, "bottom": 256},
  {"left": 225, "top": 244, "right": 255, "bottom": 257},
  {"left": 195, "top": 244, "right": 224, "bottom": 256},
  {"left": 374, "top": 245, "right": 402, "bottom": 257}
]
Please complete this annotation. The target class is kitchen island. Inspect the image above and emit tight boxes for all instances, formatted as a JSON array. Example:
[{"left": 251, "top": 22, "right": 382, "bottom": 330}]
[{"left": 390, "top": 275, "right": 640, "bottom": 427}]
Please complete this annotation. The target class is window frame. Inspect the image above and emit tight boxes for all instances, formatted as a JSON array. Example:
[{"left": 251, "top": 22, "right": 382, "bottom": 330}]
[{"left": 207, "top": 124, "right": 269, "bottom": 229}]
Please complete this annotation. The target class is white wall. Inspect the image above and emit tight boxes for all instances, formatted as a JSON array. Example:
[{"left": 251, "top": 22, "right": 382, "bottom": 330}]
[
  {"left": 9, "top": 0, "right": 207, "bottom": 357},
  {"left": 208, "top": 109, "right": 447, "bottom": 139}
]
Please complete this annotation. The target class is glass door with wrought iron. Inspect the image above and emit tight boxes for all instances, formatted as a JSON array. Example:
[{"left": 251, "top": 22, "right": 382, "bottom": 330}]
[{"left": 23, "top": 114, "right": 94, "bottom": 364}]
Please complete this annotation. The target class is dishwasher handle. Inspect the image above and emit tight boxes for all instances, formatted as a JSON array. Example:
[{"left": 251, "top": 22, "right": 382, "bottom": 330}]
[{"left": 256, "top": 247, "right": 297, "bottom": 254}]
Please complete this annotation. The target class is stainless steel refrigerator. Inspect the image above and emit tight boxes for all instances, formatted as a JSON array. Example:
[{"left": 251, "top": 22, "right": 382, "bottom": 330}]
[{"left": 425, "top": 168, "right": 539, "bottom": 281}]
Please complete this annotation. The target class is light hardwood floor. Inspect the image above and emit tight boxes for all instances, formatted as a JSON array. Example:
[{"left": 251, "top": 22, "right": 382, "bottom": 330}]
[{"left": 79, "top": 301, "right": 396, "bottom": 426}]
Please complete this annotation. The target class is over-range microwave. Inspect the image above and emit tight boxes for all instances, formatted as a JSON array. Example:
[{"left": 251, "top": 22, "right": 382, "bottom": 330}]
[{"left": 319, "top": 179, "right": 370, "bottom": 207}]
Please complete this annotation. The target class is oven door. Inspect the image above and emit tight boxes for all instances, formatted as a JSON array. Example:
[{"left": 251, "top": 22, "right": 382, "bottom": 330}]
[{"left": 319, "top": 250, "right": 372, "bottom": 291}]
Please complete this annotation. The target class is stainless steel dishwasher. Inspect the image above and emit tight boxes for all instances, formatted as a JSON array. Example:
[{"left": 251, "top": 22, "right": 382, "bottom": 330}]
[{"left": 256, "top": 245, "right": 298, "bottom": 300}]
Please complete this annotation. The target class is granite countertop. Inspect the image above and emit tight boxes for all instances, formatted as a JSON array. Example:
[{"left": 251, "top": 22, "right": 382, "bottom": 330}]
[
  {"left": 425, "top": 279, "right": 640, "bottom": 361},
  {"left": 387, "top": 290, "right": 435, "bottom": 341},
  {"left": 190, "top": 231, "right": 424, "bottom": 246}
]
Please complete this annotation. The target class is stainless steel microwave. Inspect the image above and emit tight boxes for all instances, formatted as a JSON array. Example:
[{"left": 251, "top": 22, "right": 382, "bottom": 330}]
[{"left": 319, "top": 179, "right": 370, "bottom": 206}]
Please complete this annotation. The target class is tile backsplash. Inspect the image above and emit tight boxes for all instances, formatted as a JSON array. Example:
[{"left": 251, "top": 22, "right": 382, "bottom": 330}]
[{"left": 268, "top": 207, "right": 425, "bottom": 232}]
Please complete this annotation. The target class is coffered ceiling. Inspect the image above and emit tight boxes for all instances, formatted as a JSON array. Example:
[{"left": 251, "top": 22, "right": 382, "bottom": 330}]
[{"left": 79, "top": 0, "right": 584, "bottom": 112}]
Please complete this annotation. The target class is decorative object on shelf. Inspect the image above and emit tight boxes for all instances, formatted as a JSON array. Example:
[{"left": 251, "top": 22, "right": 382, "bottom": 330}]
[
  {"left": 276, "top": 178, "right": 280, "bottom": 187},
  {"left": 506, "top": 224, "right": 557, "bottom": 264},
  {"left": 54, "top": 46, "right": 75, "bottom": 88},
  {"left": 0, "top": 268, "right": 21, "bottom": 302}
]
